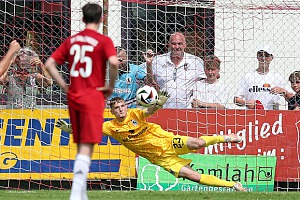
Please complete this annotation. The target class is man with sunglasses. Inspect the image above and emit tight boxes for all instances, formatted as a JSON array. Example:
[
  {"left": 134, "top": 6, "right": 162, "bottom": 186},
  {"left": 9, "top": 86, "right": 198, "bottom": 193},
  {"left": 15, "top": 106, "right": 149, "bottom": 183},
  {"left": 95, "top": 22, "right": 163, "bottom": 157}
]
[
  {"left": 234, "top": 45, "right": 291, "bottom": 110},
  {"left": 109, "top": 46, "right": 147, "bottom": 108}
]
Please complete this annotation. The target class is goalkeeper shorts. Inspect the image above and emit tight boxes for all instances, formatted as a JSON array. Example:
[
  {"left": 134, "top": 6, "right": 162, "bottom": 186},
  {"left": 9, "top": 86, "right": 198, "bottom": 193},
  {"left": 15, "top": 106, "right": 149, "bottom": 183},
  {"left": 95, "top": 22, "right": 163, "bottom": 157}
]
[{"left": 153, "top": 135, "right": 193, "bottom": 178}]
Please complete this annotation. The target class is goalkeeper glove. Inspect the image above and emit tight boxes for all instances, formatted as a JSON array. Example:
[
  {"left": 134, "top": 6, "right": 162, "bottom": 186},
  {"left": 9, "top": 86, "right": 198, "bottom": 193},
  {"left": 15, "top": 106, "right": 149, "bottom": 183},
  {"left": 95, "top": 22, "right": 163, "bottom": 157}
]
[
  {"left": 156, "top": 90, "right": 170, "bottom": 108},
  {"left": 55, "top": 119, "right": 72, "bottom": 134}
]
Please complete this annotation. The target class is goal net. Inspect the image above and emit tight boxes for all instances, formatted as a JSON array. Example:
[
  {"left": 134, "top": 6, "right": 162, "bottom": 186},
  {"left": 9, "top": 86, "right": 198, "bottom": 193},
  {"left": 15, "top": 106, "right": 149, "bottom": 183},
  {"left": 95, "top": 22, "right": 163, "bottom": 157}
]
[{"left": 0, "top": 0, "right": 299, "bottom": 192}]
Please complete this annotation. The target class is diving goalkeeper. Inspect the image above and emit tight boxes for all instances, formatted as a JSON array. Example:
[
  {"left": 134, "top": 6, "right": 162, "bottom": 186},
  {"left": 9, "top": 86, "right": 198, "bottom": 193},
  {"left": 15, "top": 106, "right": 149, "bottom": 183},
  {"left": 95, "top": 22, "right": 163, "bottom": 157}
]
[{"left": 56, "top": 91, "right": 246, "bottom": 191}]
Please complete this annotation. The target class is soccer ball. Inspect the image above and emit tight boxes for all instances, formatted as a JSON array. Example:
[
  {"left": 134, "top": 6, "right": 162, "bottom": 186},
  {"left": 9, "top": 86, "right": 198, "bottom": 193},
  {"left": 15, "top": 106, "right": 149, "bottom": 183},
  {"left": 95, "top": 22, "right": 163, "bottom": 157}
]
[{"left": 136, "top": 85, "right": 158, "bottom": 107}]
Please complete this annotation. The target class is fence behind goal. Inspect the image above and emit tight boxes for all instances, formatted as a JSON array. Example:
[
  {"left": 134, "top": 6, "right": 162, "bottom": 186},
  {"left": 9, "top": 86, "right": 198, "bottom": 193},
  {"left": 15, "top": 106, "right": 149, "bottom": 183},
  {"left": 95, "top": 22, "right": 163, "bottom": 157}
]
[{"left": 0, "top": 0, "right": 299, "bottom": 192}]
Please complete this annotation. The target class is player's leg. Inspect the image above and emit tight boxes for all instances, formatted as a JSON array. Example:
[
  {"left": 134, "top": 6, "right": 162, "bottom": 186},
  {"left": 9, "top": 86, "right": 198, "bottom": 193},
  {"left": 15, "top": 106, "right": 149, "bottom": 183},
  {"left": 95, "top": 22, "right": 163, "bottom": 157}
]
[
  {"left": 178, "top": 165, "right": 245, "bottom": 191},
  {"left": 169, "top": 135, "right": 245, "bottom": 191},
  {"left": 168, "top": 136, "right": 245, "bottom": 191},
  {"left": 68, "top": 108, "right": 90, "bottom": 200},
  {"left": 71, "top": 143, "right": 93, "bottom": 200},
  {"left": 157, "top": 153, "right": 246, "bottom": 191},
  {"left": 171, "top": 135, "right": 241, "bottom": 154},
  {"left": 69, "top": 108, "right": 103, "bottom": 200},
  {"left": 187, "top": 134, "right": 242, "bottom": 150}
]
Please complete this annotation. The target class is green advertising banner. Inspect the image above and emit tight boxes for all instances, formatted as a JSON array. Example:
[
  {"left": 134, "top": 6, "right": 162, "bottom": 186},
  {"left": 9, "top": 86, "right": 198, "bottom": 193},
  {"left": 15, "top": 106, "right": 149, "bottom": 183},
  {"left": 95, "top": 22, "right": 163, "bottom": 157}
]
[{"left": 137, "top": 154, "right": 276, "bottom": 192}]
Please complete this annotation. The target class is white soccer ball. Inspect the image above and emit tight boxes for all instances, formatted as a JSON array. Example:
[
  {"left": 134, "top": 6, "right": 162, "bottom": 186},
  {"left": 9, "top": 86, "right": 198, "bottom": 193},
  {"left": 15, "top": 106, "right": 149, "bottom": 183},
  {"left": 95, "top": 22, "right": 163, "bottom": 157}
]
[{"left": 136, "top": 85, "right": 158, "bottom": 107}]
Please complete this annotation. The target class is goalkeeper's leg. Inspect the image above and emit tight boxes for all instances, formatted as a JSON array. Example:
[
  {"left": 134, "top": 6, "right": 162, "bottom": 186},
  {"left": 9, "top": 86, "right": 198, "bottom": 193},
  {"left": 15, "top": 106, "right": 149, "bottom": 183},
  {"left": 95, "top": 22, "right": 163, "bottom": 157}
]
[
  {"left": 178, "top": 165, "right": 245, "bottom": 191},
  {"left": 187, "top": 134, "right": 242, "bottom": 150}
]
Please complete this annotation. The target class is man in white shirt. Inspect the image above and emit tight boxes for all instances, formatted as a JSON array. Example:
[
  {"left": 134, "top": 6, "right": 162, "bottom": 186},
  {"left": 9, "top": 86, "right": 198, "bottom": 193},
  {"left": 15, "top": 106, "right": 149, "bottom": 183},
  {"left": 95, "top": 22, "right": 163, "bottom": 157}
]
[
  {"left": 191, "top": 55, "right": 230, "bottom": 109},
  {"left": 234, "top": 45, "right": 291, "bottom": 110},
  {"left": 146, "top": 32, "right": 205, "bottom": 108}
]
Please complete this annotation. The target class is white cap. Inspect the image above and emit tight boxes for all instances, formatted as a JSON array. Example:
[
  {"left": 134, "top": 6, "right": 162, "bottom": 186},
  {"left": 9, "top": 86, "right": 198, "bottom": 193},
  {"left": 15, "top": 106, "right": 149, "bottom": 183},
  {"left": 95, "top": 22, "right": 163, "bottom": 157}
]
[{"left": 257, "top": 45, "right": 273, "bottom": 55}]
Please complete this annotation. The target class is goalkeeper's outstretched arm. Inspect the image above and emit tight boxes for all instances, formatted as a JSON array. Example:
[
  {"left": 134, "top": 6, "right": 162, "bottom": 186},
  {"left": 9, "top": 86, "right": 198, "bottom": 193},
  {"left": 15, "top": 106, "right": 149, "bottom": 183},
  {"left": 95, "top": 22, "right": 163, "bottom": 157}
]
[
  {"left": 55, "top": 119, "right": 73, "bottom": 134},
  {"left": 145, "top": 90, "right": 170, "bottom": 117}
]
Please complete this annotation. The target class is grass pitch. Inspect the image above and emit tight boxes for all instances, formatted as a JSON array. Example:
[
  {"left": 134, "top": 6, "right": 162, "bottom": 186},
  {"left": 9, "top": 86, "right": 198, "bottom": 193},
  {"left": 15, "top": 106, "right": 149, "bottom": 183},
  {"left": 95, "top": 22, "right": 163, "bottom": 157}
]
[{"left": 0, "top": 190, "right": 299, "bottom": 200}]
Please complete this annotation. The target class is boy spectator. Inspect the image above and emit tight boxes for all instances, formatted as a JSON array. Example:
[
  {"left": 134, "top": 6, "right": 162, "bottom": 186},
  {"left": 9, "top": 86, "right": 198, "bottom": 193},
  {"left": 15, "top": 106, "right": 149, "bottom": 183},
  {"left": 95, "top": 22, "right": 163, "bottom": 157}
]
[
  {"left": 287, "top": 71, "right": 300, "bottom": 110},
  {"left": 270, "top": 71, "right": 300, "bottom": 110},
  {"left": 191, "top": 55, "right": 230, "bottom": 109}
]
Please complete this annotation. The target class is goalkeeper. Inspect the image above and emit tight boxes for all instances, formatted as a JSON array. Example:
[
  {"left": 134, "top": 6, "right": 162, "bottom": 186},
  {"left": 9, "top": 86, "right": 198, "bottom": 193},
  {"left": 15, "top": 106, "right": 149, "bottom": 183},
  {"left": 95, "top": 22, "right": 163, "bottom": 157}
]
[{"left": 56, "top": 91, "right": 245, "bottom": 191}]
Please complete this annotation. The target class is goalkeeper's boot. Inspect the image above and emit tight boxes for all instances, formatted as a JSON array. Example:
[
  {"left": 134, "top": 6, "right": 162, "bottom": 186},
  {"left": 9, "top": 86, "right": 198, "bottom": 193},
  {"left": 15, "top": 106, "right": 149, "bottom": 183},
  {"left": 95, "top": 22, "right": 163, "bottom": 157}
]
[
  {"left": 233, "top": 182, "right": 246, "bottom": 191},
  {"left": 223, "top": 134, "right": 242, "bottom": 143}
]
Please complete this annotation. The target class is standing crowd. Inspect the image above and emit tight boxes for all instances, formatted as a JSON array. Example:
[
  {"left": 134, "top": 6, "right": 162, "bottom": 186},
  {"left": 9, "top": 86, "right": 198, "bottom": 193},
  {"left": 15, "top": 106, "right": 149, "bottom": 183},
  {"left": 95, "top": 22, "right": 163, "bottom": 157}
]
[
  {"left": 111, "top": 31, "right": 298, "bottom": 110},
  {"left": 1, "top": 27, "right": 298, "bottom": 110}
]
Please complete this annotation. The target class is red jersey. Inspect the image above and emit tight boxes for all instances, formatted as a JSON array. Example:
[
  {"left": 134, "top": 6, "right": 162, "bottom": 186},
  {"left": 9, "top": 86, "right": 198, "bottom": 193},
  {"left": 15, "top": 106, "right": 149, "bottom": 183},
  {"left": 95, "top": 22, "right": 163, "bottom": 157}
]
[{"left": 51, "top": 29, "right": 116, "bottom": 114}]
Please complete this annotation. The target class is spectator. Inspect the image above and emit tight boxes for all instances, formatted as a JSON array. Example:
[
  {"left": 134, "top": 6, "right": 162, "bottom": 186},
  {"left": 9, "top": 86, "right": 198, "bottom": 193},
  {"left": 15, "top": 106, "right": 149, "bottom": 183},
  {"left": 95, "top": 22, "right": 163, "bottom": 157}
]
[
  {"left": 0, "top": 40, "right": 20, "bottom": 76},
  {"left": 109, "top": 46, "right": 147, "bottom": 108},
  {"left": 139, "top": 48, "right": 155, "bottom": 71},
  {"left": 146, "top": 32, "right": 205, "bottom": 108},
  {"left": 287, "top": 71, "right": 300, "bottom": 110},
  {"left": 270, "top": 71, "right": 300, "bottom": 110},
  {"left": 0, "top": 46, "right": 52, "bottom": 109},
  {"left": 234, "top": 45, "right": 291, "bottom": 110},
  {"left": 191, "top": 55, "right": 230, "bottom": 109},
  {"left": 25, "top": 30, "right": 40, "bottom": 55}
]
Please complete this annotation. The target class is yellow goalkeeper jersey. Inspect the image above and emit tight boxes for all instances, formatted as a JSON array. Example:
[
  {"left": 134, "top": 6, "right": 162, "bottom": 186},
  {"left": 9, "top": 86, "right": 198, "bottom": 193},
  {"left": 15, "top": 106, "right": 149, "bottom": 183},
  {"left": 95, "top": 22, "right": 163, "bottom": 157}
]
[{"left": 102, "top": 108, "right": 175, "bottom": 163}]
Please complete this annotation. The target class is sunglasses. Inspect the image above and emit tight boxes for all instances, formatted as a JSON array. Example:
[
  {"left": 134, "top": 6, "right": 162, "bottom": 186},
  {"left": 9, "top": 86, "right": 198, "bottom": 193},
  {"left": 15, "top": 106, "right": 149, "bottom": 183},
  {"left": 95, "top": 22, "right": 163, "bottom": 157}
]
[{"left": 118, "top": 58, "right": 124, "bottom": 62}]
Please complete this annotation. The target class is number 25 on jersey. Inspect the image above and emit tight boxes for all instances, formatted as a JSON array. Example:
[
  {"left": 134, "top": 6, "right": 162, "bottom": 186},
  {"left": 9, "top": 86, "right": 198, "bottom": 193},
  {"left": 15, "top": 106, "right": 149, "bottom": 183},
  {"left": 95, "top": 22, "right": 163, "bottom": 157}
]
[{"left": 70, "top": 44, "right": 94, "bottom": 78}]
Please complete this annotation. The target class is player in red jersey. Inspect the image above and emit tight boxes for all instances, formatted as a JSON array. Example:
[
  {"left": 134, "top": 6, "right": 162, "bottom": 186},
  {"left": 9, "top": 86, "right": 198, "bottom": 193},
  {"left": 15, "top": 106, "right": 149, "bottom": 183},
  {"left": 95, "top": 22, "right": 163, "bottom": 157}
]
[{"left": 45, "top": 3, "right": 118, "bottom": 200}]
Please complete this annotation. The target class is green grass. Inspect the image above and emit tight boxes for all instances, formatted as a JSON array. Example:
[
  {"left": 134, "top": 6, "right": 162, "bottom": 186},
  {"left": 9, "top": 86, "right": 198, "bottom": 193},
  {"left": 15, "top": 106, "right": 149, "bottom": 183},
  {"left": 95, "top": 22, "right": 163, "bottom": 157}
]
[{"left": 0, "top": 190, "right": 299, "bottom": 200}]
